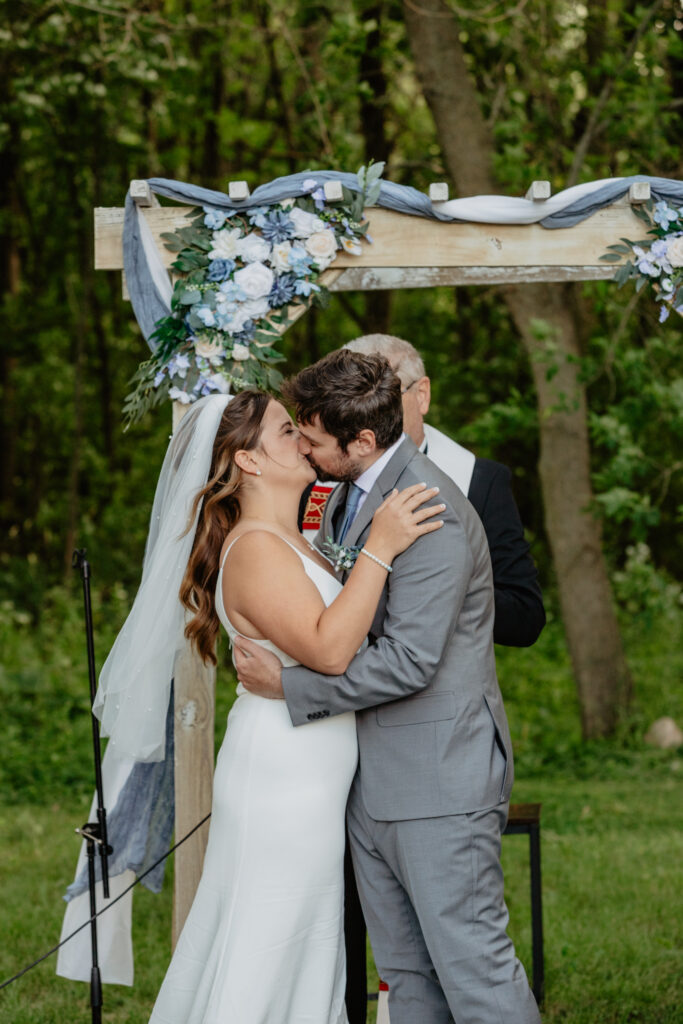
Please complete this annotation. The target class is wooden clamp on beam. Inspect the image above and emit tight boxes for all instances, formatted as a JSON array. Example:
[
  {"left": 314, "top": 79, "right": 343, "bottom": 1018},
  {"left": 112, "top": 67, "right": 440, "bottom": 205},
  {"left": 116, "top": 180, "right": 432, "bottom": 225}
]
[
  {"left": 130, "top": 180, "right": 160, "bottom": 207},
  {"left": 628, "top": 181, "right": 651, "bottom": 203},
  {"left": 228, "top": 180, "right": 250, "bottom": 201},
  {"left": 429, "top": 182, "right": 450, "bottom": 202},
  {"left": 323, "top": 180, "right": 343, "bottom": 202},
  {"left": 525, "top": 181, "right": 551, "bottom": 202}
]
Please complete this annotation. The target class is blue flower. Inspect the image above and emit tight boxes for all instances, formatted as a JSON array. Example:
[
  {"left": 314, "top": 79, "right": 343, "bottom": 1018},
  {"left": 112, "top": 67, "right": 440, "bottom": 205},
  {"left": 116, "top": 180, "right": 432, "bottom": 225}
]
[
  {"left": 269, "top": 273, "right": 298, "bottom": 306},
  {"left": 302, "top": 178, "right": 318, "bottom": 193},
  {"left": 311, "top": 188, "right": 326, "bottom": 211},
  {"left": 247, "top": 206, "right": 271, "bottom": 228},
  {"left": 636, "top": 259, "right": 660, "bottom": 277},
  {"left": 168, "top": 353, "right": 191, "bottom": 379},
  {"left": 659, "top": 304, "right": 671, "bottom": 323},
  {"left": 288, "top": 245, "right": 314, "bottom": 277},
  {"left": 153, "top": 368, "right": 166, "bottom": 387},
  {"left": 653, "top": 201, "right": 679, "bottom": 232},
  {"left": 218, "top": 280, "right": 246, "bottom": 303},
  {"left": 203, "top": 206, "right": 227, "bottom": 230},
  {"left": 233, "top": 322, "right": 255, "bottom": 343},
  {"left": 196, "top": 305, "right": 217, "bottom": 327},
  {"left": 260, "top": 210, "right": 296, "bottom": 243},
  {"left": 207, "top": 258, "right": 235, "bottom": 282},
  {"left": 294, "top": 278, "right": 320, "bottom": 297}
]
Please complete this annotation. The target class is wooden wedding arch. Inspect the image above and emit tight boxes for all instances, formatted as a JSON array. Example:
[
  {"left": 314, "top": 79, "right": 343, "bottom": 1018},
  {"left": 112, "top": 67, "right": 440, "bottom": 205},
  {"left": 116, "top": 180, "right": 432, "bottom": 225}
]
[{"left": 95, "top": 176, "right": 649, "bottom": 944}]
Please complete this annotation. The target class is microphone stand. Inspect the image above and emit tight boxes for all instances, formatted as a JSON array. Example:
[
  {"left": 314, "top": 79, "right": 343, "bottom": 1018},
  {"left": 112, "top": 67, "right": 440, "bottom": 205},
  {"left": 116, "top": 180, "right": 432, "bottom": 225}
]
[{"left": 72, "top": 549, "right": 113, "bottom": 1024}]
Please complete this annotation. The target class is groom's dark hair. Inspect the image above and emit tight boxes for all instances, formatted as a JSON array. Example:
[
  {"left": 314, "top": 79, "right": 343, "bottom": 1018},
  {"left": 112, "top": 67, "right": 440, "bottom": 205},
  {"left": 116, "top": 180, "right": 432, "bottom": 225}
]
[{"left": 282, "top": 349, "right": 403, "bottom": 452}]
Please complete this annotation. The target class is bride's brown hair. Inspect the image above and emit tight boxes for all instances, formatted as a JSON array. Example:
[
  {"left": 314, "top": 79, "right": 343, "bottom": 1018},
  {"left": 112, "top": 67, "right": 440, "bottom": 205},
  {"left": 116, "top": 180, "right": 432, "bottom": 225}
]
[{"left": 180, "top": 389, "right": 272, "bottom": 664}]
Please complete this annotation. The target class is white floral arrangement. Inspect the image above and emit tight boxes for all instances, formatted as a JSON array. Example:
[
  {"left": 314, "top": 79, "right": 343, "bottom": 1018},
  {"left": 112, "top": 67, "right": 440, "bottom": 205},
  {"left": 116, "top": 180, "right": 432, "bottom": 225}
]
[
  {"left": 601, "top": 199, "right": 683, "bottom": 322},
  {"left": 124, "top": 164, "right": 384, "bottom": 425},
  {"left": 320, "top": 537, "right": 361, "bottom": 573}
]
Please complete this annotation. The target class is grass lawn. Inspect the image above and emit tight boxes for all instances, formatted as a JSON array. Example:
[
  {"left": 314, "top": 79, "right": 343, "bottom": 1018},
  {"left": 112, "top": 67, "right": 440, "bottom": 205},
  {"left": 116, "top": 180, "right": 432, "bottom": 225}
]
[
  {"left": 1, "top": 603, "right": 682, "bottom": 1022},
  {"left": 1, "top": 774, "right": 680, "bottom": 1023}
]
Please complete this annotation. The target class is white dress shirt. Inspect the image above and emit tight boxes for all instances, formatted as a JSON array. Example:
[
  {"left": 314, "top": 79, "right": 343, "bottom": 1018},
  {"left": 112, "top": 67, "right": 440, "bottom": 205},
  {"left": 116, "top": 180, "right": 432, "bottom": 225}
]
[{"left": 349, "top": 434, "right": 406, "bottom": 522}]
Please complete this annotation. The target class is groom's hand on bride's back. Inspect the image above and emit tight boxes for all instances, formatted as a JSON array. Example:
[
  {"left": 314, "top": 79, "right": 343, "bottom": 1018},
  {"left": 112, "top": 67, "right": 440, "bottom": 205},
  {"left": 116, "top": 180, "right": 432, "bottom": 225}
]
[{"left": 234, "top": 637, "right": 284, "bottom": 698}]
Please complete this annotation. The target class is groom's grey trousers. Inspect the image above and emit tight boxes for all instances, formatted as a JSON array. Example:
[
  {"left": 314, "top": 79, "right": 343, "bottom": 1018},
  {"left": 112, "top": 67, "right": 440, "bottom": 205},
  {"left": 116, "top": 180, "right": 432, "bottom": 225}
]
[{"left": 347, "top": 783, "right": 539, "bottom": 1024}]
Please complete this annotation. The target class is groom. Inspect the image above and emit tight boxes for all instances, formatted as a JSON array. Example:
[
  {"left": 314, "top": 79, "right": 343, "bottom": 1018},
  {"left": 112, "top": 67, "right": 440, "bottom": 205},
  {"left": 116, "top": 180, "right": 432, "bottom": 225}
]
[{"left": 235, "top": 349, "right": 540, "bottom": 1024}]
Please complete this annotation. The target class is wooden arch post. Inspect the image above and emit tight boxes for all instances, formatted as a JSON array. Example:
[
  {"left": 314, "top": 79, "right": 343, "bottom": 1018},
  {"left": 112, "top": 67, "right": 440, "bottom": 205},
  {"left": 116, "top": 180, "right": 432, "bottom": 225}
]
[{"left": 94, "top": 177, "right": 650, "bottom": 944}]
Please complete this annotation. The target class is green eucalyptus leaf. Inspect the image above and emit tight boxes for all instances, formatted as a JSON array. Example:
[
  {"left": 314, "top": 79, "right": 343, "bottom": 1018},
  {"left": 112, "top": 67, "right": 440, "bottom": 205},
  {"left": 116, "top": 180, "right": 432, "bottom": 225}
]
[
  {"left": 366, "top": 181, "right": 381, "bottom": 206},
  {"left": 366, "top": 161, "right": 385, "bottom": 184},
  {"left": 160, "top": 232, "right": 184, "bottom": 252}
]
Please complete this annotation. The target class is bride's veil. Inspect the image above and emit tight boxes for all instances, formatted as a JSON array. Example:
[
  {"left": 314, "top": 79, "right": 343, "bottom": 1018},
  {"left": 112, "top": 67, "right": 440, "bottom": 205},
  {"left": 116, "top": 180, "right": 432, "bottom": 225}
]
[{"left": 93, "top": 393, "right": 231, "bottom": 762}]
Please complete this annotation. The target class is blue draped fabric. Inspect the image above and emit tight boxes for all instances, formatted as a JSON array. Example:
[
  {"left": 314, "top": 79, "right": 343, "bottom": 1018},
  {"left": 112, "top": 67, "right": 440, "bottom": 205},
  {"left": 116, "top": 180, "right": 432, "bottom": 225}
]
[{"left": 67, "top": 685, "right": 175, "bottom": 899}]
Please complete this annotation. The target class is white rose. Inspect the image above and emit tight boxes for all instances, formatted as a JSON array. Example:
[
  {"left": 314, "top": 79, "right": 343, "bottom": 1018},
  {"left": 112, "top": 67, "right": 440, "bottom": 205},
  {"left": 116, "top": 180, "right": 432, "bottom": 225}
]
[
  {"left": 666, "top": 236, "right": 683, "bottom": 267},
  {"left": 242, "top": 297, "right": 270, "bottom": 320},
  {"left": 289, "top": 207, "right": 325, "bottom": 238},
  {"left": 195, "top": 338, "right": 224, "bottom": 362},
  {"left": 306, "top": 229, "right": 338, "bottom": 264},
  {"left": 236, "top": 233, "right": 272, "bottom": 263},
  {"left": 224, "top": 305, "right": 252, "bottom": 335},
  {"left": 209, "top": 227, "right": 242, "bottom": 260},
  {"left": 232, "top": 343, "right": 252, "bottom": 361},
  {"left": 271, "top": 240, "right": 293, "bottom": 273},
  {"left": 233, "top": 261, "right": 274, "bottom": 299}
]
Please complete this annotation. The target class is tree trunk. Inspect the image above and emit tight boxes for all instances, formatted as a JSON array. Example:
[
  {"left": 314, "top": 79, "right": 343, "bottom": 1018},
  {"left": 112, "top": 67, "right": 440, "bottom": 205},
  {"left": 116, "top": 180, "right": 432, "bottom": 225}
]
[
  {"left": 0, "top": 124, "right": 21, "bottom": 520},
  {"left": 360, "top": 1, "right": 392, "bottom": 335},
  {"left": 404, "top": 0, "right": 632, "bottom": 736}
]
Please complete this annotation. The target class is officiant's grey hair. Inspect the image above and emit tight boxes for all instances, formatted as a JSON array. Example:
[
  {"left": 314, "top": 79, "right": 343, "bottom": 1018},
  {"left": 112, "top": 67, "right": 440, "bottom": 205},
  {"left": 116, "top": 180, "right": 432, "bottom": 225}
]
[{"left": 345, "top": 334, "right": 425, "bottom": 386}]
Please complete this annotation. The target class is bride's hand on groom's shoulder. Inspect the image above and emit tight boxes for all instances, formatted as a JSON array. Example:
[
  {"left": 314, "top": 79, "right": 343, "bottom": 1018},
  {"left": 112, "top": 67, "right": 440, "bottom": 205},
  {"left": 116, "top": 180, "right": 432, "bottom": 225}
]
[
  {"left": 367, "top": 483, "right": 445, "bottom": 564},
  {"left": 234, "top": 636, "right": 284, "bottom": 699}
]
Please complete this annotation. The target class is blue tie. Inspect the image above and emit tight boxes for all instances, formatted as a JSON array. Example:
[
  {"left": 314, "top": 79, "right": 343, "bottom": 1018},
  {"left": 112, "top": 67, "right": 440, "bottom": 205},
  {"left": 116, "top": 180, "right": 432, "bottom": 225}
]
[{"left": 336, "top": 483, "right": 363, "bottom": 543}]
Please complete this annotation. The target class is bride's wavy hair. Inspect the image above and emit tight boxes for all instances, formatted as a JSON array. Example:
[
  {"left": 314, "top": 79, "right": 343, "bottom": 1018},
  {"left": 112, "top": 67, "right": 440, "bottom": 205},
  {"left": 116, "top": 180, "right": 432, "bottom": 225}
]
[{"left": 180, "top": 389, "right": 271, "bottom": 664}]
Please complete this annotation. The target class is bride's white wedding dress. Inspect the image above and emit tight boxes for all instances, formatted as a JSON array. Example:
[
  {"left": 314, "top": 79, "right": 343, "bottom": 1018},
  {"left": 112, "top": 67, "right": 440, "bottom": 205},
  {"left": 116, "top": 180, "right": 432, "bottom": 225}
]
[{"left": 149, "top": 537, "right": 357, "bottom": 1024}]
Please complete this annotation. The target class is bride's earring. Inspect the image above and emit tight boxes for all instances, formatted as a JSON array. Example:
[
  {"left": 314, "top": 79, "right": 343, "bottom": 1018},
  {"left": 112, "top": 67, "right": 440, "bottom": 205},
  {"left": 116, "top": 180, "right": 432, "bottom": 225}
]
[{"left": 255, "top": 470, "right": 262, "bottom": 476}]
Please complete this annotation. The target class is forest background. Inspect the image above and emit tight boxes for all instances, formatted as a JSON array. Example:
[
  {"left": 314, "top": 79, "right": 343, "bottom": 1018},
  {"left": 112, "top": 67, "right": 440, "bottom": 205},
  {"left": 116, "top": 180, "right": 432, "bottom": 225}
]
[{"left": 0, "top": 1, "right": 682, "bottom": 1022}]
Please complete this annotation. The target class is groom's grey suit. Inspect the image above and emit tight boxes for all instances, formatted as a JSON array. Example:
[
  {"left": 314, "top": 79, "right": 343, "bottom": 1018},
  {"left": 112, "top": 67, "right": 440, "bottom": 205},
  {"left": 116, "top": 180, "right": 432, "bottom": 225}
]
[{"left": 283, "top": 437, "right": 540, "bottom": 1024}]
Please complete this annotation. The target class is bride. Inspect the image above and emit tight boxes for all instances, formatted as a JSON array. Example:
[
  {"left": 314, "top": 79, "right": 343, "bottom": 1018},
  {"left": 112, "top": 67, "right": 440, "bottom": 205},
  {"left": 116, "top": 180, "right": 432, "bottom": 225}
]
[{"left": 93, "top": 389, "right": 442, "bottom": 1024}]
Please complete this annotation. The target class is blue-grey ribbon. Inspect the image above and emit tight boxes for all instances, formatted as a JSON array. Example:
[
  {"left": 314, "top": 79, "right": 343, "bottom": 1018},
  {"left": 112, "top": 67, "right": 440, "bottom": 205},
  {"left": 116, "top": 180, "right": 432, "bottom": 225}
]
[
  {"left": 66, "top": 686, "right": 175, "bottom": 900},
  {"left": 540, "top": 175, "right": 683, "bottom": 228},
  {"left": 123, "top": 172, "right": 683, "bottom": 354}
]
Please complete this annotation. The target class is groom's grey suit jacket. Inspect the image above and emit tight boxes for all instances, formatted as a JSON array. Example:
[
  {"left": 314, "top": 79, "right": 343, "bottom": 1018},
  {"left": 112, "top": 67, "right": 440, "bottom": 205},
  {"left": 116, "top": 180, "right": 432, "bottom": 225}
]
[{"left": 282, "top": 437, "right": 513, "bottom": 822}]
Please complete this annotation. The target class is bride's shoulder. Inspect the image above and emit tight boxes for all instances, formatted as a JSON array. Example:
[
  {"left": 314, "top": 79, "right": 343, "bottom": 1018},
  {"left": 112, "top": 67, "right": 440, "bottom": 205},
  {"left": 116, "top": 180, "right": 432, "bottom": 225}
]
[{"left": 220, "top": 527, "right": 299, "bottom": 571}]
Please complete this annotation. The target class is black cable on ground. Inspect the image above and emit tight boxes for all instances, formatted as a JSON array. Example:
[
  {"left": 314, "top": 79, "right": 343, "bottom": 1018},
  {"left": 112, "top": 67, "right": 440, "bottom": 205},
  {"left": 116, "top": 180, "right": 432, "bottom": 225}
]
[{"left": 0, "top": 812, "right": 212, "bottom": 992}]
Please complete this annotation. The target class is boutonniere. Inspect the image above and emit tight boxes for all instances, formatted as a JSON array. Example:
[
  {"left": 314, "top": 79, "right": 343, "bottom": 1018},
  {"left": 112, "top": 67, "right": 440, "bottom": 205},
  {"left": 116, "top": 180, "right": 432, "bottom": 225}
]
[{"left": 321, "top": 536, "right": 361, "bottom": 573}]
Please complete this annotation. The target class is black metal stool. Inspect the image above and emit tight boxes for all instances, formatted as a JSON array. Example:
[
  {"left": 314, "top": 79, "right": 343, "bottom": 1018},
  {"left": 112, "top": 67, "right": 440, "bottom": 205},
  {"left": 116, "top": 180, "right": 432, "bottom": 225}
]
[{"left": 504, "top": 802, "right": 544, "bottom": 1005}]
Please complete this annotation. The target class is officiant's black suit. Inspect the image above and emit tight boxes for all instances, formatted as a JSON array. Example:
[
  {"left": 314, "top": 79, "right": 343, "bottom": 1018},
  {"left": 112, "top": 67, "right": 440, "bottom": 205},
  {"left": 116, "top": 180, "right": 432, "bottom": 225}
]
[{"left": 298, "top": 455, "right": 544, "bottom": 1023}]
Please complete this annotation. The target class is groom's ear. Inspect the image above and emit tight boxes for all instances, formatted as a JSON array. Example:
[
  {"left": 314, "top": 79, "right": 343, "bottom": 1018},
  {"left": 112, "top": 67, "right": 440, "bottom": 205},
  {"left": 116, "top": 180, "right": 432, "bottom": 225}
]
[{"left": 351, "top": 429, "right": 378, "bottom": 457}]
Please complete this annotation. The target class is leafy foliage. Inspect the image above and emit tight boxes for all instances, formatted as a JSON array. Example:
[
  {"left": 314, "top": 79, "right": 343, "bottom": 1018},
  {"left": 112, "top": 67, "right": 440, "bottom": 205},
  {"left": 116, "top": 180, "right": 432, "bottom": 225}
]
[
  {"left": 0, "top": 0, "right": 681, "bottom": 622},
  {"left": 123, "top": 171, "right": 383, "bottom": 425},
  {"left": 602, "top": 197, "right": 683, "bottom": 318}
]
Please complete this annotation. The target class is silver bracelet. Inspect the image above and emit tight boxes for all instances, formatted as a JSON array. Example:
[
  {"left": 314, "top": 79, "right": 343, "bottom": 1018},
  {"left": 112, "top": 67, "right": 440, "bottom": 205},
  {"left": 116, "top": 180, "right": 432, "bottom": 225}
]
[{"left": 360, "top": 547, "right": 393, "bottom": 573}]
